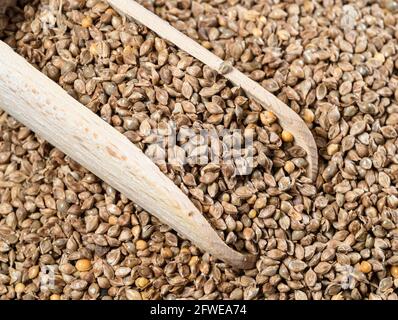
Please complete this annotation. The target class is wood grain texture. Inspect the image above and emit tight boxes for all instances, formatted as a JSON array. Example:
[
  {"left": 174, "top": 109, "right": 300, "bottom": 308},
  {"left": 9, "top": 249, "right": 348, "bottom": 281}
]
[
  {"left": 107, "top": 0, "right": 319, "bottom": 180},
  {"left": 0, "top": 41, "right": 256, "bottom": 269}
]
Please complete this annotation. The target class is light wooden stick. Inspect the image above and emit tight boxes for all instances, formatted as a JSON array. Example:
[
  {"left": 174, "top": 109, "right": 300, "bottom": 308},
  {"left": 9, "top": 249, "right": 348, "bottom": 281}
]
[
  {"left": 107, "top": 0, "right": 319, "bottom": 180},
  {"left": 0, "top": 41, "right": 256, "bottom": 269}
]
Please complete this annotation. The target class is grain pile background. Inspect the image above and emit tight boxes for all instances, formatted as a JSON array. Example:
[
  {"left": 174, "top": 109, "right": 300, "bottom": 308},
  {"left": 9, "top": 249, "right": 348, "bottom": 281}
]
[{"left": 0, "top": 0, "right": 398, "bottom": 300}]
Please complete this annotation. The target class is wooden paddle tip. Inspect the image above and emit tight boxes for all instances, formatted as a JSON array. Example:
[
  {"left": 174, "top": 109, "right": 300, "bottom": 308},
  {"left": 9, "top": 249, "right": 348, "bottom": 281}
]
[
  {"left": 242, "top": 254, "right": 257, "bottom": 269},
  {"left": 231, "top": 254, "right": 257, "bottom": 270}
]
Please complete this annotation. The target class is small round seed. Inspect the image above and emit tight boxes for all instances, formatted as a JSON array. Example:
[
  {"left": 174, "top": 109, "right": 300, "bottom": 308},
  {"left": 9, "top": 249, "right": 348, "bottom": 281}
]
[
  {"left": 243, "top": 227, "right": 255, "bottom": 240},
  {"left": 135, "top": 277, "right": 149, "bottom": 288},
  {"left": 327, "top": 144, "right": 339, "bottom": 156},
  {"left": 14, "top": 283, "right": 25, "bottom": 294},
  {"left": 260, "top": 111, "right": 277, "bottom": 126},
  {"left": 81, "top": 16, "right": 93, "bottom": 28},
  {"left": 248, "top": 209, "right": 257, "bottom": 219},
  {"left": 136, "top": 240, "right": 148, "bottom": 251},
  {"left": 281, "top": 130, "right": 294, "bottom": 143},
  {"left": 359, "top": 261, "right": 372, "bottom": 273},
  {"left": 108, "top": 216, "right": 118, "bottom": 225},
  {"left": 76, "top": 259, "right": 92, "bottom": 272},
  {"left": 302, "top": 109, "right": 315, "bottom": 123},
  {"left": 391, "top": 266, "right": 398, "bottom": 278},
  {"left": 284, "top": 161, "right": 295, "bottom": 174},
  {"left": 28, "top": 266, "right": 40, "bottom": 279}
]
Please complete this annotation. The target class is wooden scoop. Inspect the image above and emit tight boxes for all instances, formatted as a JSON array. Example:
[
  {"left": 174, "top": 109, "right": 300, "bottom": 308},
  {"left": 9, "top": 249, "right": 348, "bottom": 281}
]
[
  {"left": 0, "top": 1, "right": 318, "bottom": 270},
  {"left": 107, "top": 0, "right": 319, "bottom": 180},
  {"left": 0, "top": 41, "right": 256, "bottom": 269}
]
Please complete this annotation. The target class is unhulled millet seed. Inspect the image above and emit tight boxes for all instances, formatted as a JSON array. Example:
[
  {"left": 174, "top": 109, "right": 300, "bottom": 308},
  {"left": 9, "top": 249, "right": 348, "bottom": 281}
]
[
  {"left": 281, "top": 130, "right": 294, "bottom": 143},
  {"left": 0, "top": 0, "right": 397, "bottom": 301},
  {"left": 76, "top": 259, "right": 92, "bottom": 272}
]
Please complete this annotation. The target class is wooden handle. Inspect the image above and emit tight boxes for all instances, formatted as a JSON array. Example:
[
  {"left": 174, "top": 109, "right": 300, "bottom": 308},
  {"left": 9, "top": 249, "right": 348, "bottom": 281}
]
[
  {"left": 0, "top": 41, "right": 256, "bottom": 269},
  {"left": 108, "top": 0, "right": 318, "bottom": 180}
]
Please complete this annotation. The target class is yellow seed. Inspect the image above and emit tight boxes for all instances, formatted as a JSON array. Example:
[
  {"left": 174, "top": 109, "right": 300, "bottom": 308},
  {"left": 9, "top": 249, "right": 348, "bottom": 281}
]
[
  {"left": 161, "top": 247, "right": 173, "bottom": 259},
  {"left": 43, "top": 39, "right": 53, "bottom": 50},
  {"left": 242, "top": 227, "right": 255, "bottom": 240},
  {"left": 135, "top": 277, "right": 149, "bottom": 288},
  {"left": 243, "top": 10, "right": 259, "bottom": 21},
  {"left": 260, "top": 111, "right": 277, "bottom": 126},
  {"left": 50, "top": 294, "right": 60, "bottom": 300},
  {"left": 252, "top": 28, "right": 262, "bottom": 37},
  {"left": 327, "top": 143, "right": 339, "bottom": 156},
  {"left": 374, "top": 52, "right": 385, "bottom": 63},
  {"left": 277, "top": 30, "right": 290, "bottom": 41},
  {"left": 302, "top": 109, "right": 315, "bottom": 123},
  {"left": 89, "top": 43, "right": 98, "bottom": 56},
  {"left": 180, "top": 247, "right": 190, "bottom": 254},
  {"left": 221, "top": 193, "right": 230, "bottom": 202},
  {"left": 14, "top": 283, "right": 25, "bottom": 294},
  {"left": 131, "top": 225, "right": 141, "bottom": 238},
  {"left": 303, "top": 0, "right": 315, "bottom": 12},
  {"left": 247, "top": 195, "right": 257, "bottom": 205},
  {"left": 28, "top": 265, "right": 40, "bottom": 279},
  {"left": 281, "top": 130, "right": 294, "bottom": 143},
  {"left": 201, "top": 41, "right": 212, "bottom": 49},
  {"left": 105, "top": 8, "right": 115, "bottom": 15},
  {"left": 284, "top": 160, "right": 295, "bottom": 174},
  {"left": 81, "top": 16, "right": 93, "bottom": 28},
  {"left": 259, "top": 16, "right": 267, "bottom": 24},
  {"left": 254, "top": 197, "right": 267, "bottom": 210},
  {"left": 141, "top": 291, "right": 150, "bottom": 300},
  {"left": 359, "top": 261, "right": 372, "bottom": 273},
  {"left": 188, "top": 256, "right": 199, "bottom": 266},
  {"left": 108, "top": 215, "right": 118, "bottom": 225},
  {"left": 248, "top": 209, "right": 257, "bottom": 219},
  {"left": 391, "top": 266, "right": 398, "bottom": 278},
  {"left": 76, "top": 259, "right": 92, "bottom": 272},
  {"left": 136, "top": 240, "right": 148, "bottom": 251}
]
